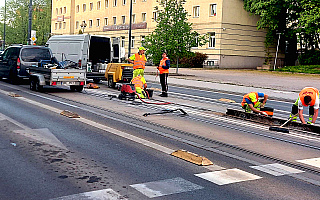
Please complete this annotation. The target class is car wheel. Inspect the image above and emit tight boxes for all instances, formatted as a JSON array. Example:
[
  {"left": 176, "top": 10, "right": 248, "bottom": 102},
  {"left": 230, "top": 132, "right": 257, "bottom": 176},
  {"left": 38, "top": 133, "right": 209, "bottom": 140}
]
[
  {"left": 35, "top": 80, "right": 43, "bottom": 92},
  {"left": 75, "top": 85, "right": 83, "bottom": 92}
]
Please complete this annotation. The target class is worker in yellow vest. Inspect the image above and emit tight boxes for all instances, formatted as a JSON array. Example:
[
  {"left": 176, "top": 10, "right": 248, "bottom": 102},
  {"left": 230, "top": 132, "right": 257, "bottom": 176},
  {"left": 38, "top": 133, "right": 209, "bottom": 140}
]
[
  {"left": 128, "top": 47, "right": 147, "bottom": 78},
  {"left": 241, "top": 92, "right": 269, "bottom": 115},
  {"left": 290, "top": 87, "right": 319, "bottom": 124},
  {"left": 131, "top": 74, "right": 147, "bottom": 98}
]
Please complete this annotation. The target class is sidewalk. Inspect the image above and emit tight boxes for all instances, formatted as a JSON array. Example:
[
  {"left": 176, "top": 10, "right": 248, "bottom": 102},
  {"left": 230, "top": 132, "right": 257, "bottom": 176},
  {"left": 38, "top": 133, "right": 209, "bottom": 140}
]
[{"left": 144, "top": 66, "right": 320, "bottom": 101}]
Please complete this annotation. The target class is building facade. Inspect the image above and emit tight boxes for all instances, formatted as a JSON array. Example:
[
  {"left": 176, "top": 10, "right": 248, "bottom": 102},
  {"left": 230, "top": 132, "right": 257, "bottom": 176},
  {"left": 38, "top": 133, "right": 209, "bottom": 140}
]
[{"left": 51, "top": 0, "right": 274, "bottom": 68}]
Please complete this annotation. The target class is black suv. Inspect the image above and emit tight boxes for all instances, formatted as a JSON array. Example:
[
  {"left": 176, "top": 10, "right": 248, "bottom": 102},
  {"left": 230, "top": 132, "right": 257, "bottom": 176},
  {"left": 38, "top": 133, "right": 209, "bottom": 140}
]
[{"left": 0, "top": 45, "right": 52, "bottom": 83}]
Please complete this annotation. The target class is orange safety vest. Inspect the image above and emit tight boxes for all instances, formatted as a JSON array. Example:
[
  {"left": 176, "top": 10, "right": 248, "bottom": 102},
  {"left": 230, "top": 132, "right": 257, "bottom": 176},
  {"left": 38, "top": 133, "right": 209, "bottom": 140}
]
[
  {"left": 299, "top": 87, "right": 319, "bottom": 106},
  {"left": 131, "top": 75, "right": 144, "bottom": 88},
  {"left": 133, "top": 53, "right": 146, "bottom": 70},
  {"left": 241, "top": 92, "right": 259, "bottom": 107},
  {"left": 159, "top": 57, "right": 169, "bottom": 74}
]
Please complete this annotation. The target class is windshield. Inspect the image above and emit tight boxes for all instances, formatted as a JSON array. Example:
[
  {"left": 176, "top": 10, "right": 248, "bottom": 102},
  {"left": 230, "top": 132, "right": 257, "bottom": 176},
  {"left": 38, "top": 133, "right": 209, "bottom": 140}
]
[{"left": 21, "top": 48, "right": 51, "bottom": 62}]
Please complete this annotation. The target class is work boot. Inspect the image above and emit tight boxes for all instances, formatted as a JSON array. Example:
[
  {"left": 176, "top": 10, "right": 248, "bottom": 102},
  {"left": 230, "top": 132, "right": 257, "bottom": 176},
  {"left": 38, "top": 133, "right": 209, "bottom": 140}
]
[
  {"left": 159, "top": 92, "right": 168, "bottom": 97},
  {"left": 244, "top": 105, "right": 252, "bottom": 113},
  {"left": 290, "top": 113, "right": 297, "bottom": 122}
]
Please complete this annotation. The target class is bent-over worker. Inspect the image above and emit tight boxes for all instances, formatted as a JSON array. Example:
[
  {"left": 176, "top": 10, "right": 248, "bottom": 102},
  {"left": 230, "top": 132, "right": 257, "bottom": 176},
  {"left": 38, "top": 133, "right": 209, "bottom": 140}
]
[
  {"left": 128, "top": 47, "right": 147, "bottom": 78},
  {"left": 131, "top": 74, "right": 147, "bottom": 99},
  {"left": 290, "top": 87, "right": 319, "bottom": 125},
  {"left": 241, "top": 92, "right": 269, "bottom": 115}
]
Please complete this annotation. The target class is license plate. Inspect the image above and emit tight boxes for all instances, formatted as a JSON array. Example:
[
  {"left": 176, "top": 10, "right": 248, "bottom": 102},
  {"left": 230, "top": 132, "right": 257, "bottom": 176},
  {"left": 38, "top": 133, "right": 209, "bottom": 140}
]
[
  {"left": 65, "top": 82, "right": 76, "bottom": 85},
  {"left": 63, "top": 76, "right": 74, "bottom": 79}
]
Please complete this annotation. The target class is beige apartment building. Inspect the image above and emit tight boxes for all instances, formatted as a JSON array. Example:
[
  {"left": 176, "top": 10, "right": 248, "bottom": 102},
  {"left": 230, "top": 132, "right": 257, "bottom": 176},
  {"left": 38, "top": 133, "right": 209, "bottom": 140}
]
[{"left": 51, "top": 0, "right": 274, "bottom": 68}]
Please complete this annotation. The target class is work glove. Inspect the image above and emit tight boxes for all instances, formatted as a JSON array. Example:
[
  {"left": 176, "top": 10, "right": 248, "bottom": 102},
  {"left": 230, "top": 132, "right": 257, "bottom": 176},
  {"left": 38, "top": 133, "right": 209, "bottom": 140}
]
[
  {"left": 307, "top": 122, "right": 314, "bottom": 125},
  {"left": 261, "top": 103, "right": 265, "bottom": 108},
  {"left": 260, "top": 111, "right": 268, "bottom": 116}
]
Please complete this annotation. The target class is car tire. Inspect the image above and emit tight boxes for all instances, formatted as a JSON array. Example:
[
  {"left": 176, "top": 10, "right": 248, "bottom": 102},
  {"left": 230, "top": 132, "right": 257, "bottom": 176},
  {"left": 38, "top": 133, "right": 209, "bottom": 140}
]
[
  {"left": 30, "top": 79, "right": 36, "bottom": 91},
  {"left": 108, "top": 75, "right": 116, "bottom": 88},
  {"left": 35, "top": 80, "right": 43, "bottom": 92}
]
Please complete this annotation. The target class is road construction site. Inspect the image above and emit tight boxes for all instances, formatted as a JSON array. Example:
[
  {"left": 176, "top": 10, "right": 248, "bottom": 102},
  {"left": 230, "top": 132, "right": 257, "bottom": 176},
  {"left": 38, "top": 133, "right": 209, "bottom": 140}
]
[{"left": 1, "top": 67, "right": 320, "bottom": 199}]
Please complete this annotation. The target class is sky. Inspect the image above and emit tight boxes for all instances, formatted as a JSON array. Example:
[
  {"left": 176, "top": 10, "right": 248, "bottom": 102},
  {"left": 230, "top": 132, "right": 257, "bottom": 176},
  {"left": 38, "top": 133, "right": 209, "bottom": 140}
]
[{"left": 0, "top": 1, "right": 5, "bottom": 8}]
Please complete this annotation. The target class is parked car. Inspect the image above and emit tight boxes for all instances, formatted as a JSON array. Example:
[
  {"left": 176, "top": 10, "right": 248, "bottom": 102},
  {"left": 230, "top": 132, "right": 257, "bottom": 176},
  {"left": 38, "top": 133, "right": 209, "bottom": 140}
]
[{"left": 0, "top": 45, "right": 53, "bottom": 83}]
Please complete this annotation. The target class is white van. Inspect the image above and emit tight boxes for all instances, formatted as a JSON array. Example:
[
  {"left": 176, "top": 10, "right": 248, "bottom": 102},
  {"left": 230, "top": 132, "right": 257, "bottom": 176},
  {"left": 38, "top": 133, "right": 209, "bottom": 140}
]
[{"left": 46, "top": 34, "right": 118, "bottom": 83}]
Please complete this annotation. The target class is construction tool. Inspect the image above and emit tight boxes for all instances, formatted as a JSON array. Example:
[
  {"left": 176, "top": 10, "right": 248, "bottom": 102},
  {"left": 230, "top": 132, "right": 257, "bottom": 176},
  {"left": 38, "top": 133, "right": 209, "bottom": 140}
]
[
  {"left": 86, "top": 83, "right": 100, "bottom": 89},
  {"left": 269, "top": 114, "right": 298, "bottom": 133},
  {"left": 143, "top": 109, "right": 187, "bottom": 117}
]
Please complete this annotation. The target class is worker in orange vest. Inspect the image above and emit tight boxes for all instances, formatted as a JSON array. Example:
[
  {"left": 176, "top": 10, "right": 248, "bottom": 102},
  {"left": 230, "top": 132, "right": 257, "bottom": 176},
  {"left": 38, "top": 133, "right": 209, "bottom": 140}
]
[
  {"left": 128, "top": 47, "right": 147, "bottom": 78},
  {"left": 157, "top": 52, "right": 170, "bottom": 97},
  {"left": 241, "top": 92, "right": 269, "bottom": 115},
  {"left": 290, "top": 87, "right": 319, "bottom": 124},
  {"left": 131, "top": 74, "right": 147, "bottom": 98}
]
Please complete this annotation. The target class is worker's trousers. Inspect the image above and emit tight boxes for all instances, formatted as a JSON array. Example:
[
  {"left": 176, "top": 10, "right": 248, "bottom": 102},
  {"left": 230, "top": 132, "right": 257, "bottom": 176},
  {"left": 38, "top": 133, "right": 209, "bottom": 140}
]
[
  {"left": 290, "top": 104, "right": 314, "bottom": 123},
  {"left": 135, "top": 87, "right": 146, "bottom": 99},
  {"left": 160, "top": 73, "right": 168, "bottom": 94}
]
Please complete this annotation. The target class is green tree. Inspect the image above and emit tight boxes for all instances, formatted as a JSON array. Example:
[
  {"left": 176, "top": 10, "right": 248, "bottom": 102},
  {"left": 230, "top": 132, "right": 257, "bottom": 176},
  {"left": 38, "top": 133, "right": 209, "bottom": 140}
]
[
  {"left": 142, "top": 0, "right": 207, "bottom": 73},
  {"left": 0, "top": 0, "right": 51, "bottom": 46}
]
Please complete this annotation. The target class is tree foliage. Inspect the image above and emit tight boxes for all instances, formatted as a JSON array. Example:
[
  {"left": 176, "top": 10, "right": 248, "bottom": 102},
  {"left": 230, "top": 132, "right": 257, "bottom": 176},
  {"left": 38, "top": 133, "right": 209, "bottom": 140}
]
[
  {"left": 142, "top": 0, "right": 207, "bottom": 68},
  {"left": 0, "top": 0, "right": 51, "bottom": 47},
  {"left": 243, "top": 0, "right": 320, "bottom": 61}
]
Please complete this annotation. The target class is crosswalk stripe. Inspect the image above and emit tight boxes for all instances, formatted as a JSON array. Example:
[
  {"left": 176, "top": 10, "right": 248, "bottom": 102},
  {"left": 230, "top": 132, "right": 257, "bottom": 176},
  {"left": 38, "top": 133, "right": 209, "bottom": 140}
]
[
  {"left": 250, "top": 163, "right": 304, "bottom": 176},
  {"left": 130, "top": 177, "right": 203, "bottom": 198},
  {"left": 49, "top": 188, "right": 126, "bottom": 200},
  {"left": 296, "top": 157, "right": 320, "bottom": 168},
  {"left": 195, "top": 168, "right": 262, "bottom": 185}
]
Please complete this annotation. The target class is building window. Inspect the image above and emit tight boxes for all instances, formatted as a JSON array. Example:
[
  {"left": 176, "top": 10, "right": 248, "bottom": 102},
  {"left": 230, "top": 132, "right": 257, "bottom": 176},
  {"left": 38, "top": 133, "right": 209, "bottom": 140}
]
[
  {"left": 97, "top": 18, "right": 100, "bottom": 27},
  {"left": 55, "top": 23, "right": 58, "bottom": 30},
  {"left": 105, "top": 0, "right": 109, "bottom": 8},
  {"left": 142, "top": 13, "right": 146, "bottom": 22},
  {"left": 209, "top": 32, "right": 215, "bottom": 48},
  {"left": 63, "top": 7, "right": 66, "bottom": 14},
  {"left": 153, "top": 11, "right": 157, "bottom": 21},
  {"left": 132, "top": 14, "right": 136, "bottom": 24},
  {"left": 63, "top": 22, "right": 66, "bottom": 29},
  {"left": 59, "top": 22, "right": 62, "bottom": 29},
  {"left": 90, "top": 2, "right": 93, "bottom": 10},
  {"left": 131, "top": 36, "right": 135, "bottom": 48},
  {"left": 122, "top": 0, "right": 126, "bottom": 5},
  {"left": 193, "top": 6, "right": 200, "bottom": 17},
  {"left": 141, "top": 35, "right": 145, "bottom": 44},
  {"left": 83, "top": 4, "right": 86, "bottom": 12},
  {"left": 142, "top": 0, "right": 146, "bottom": 2},
  {"left": 192, "top": 36, "right": 198, "bottom": 48},
  {"left": 133, "top": 0, "right": 136, "bottom": 3},
  {"left": 210, "top": 4, "right": 217, "bottom": 16},
  {"left": 122, "top": 16, "right": 126, "bottom": 24},
  {"left": 121, "top": 36, "right": 125, "bottom": 47},
  {"left": 89, "top": 20, "right": 93, "bottom": 28},
  {"left": 97, "top": 1, "right": 101, "bottom": 10},
  {"left": 113, "top": 0, "right": 117, "bottom": 7},
  {"left": 76, "top": 21, "right": 79, "bottom": 29},
  {"left": 76, "top": 5, "right": 79, "bottom": 13},
  {"left": 56, "top": 8, "right": 58, "bottom": 15},
  {"left": 59, "top": 7, "right": 62, "bottom": 14},
  {"left": 104, "top": 17, "right": 108, "bottom": 25},
  {"left": 113, "top": 17, "right": 117, "bottom": 25}
]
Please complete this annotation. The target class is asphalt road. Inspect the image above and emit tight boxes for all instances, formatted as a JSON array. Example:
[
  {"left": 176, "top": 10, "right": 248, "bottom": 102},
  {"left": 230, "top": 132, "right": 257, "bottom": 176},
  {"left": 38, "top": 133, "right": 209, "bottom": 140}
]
[{"left": 0, "top": 80, "right": 319, "bottom": 200}]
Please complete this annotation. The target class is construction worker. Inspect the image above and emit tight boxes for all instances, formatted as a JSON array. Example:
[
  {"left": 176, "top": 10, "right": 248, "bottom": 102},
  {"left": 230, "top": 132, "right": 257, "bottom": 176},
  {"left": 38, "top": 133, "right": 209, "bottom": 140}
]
[
  {"left": 290, "top": 87, "right": 319, "bottom": 124},
  {"left": 241, "top": 92, "right": 269, "bottom": 115},
  {"left": 157, "top": 52, "right": 170, "bottom": 97},
  {"left": 131, "top": 74, "right": 147, "bottom": 99},
  {"left": 128, "top": 47, "right": 147, "bottom": 78}
]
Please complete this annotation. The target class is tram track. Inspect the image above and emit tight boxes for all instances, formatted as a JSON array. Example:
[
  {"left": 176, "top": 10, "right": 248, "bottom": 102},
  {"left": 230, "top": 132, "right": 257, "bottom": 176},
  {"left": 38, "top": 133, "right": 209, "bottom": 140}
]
[{"left": 2, "top": 83, "right": 320, "bottom": 179}]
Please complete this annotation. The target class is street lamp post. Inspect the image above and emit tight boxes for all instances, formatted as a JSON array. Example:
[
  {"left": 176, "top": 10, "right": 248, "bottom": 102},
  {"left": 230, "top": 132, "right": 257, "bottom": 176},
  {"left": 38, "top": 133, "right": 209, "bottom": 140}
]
[
  {"left": 128, "top": 0, "right": 133, "bottom": 58},
  {"left": 27, "top": 0, "right": 32, "bottom": 45},
  {"left": 2, "top": 0, "right": 6, "bottom": 50},
  {"left": 274, "top": 32, "right": 282, "bottom": 70},
  {"left": 80, "top": 21, "right": 87, "bottom": 33}
]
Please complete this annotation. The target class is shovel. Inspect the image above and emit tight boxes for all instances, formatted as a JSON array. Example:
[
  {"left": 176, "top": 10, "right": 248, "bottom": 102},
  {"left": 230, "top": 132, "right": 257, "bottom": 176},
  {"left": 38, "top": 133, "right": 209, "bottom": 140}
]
[{"left": 269, "top": 114, "right": 298, "bottom": 133}]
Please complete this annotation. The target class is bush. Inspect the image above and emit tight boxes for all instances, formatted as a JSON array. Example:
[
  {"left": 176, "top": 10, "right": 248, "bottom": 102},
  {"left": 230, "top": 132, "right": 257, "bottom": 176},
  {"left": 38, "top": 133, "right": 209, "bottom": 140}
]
[
  {"left": 298, "top": 50, "right": 320, "bottom": 65},
  {"left": 276, "top": 65, "right": 320, "bottom": 74},
  {"left": 179, "top": 52, "right": 208, "bottom": 68}
]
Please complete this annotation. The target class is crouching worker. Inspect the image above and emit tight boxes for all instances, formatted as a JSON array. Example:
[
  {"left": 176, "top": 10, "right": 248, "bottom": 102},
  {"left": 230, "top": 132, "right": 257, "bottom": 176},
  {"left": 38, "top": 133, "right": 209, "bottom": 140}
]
[
  {"left": 290, "top": 87, "right": 319, "bottom": 125},
  {"left": 241, "top": 92, "right": 269, "bottom": 115},
  {"left": 131, "top": 74, "right": 147, "bottom": 99}
]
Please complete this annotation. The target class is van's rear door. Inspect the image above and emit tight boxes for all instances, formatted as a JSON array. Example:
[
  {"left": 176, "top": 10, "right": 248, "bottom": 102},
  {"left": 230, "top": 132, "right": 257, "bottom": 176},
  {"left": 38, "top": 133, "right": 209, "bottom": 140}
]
[{"left": 88, "top": 36, "right": 111, "bottom": 66}]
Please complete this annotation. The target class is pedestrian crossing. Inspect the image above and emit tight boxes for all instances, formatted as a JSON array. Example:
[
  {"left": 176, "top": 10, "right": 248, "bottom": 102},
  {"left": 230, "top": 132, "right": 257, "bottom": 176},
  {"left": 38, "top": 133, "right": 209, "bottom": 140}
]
[{"left": 50, "top": 158, "right": 320, "bottom": 199}]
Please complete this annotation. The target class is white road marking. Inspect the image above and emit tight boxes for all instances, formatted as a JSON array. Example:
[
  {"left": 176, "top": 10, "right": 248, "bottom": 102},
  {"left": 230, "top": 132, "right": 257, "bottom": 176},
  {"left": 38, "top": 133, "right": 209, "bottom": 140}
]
[
  {"left": 296, "top": 157, "right": 320, "bottom": 168},
  {"left": 195, "top": 168, "right": 262, "bottom": 185},
  {"left": 49, "top": 188, "right": 126, "bottom": 200},
  {"left": 250, "top": 163, "right": 304, "bottom": 176},
  {"left": 130, "top": 177, "right": 203, "bottom": 198}
]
